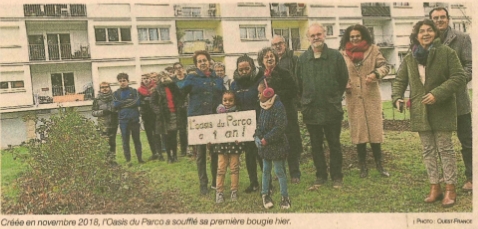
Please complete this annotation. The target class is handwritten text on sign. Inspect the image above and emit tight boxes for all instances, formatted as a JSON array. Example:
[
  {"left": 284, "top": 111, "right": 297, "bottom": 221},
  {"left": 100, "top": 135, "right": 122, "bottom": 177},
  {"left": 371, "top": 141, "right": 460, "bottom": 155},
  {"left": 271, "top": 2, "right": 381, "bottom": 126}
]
[{"left": 188, "top": 110, "right": 256, "bottom": 145}]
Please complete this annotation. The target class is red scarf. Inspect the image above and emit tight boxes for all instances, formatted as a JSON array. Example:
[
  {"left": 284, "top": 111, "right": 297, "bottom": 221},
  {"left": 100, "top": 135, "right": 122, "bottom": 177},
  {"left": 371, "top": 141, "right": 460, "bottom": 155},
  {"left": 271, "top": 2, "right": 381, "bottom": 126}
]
[
  {"left": 204, "top": 70, "right": 211, "bottom": 77},
  {"left": 345, "top": 41, "right": 370, "bottom": 63},
  {"left": 138, "top": 81, "right": 156, "bottom": 97},
  {"left": 165, "top": 87, "right": 176, "bottom": 113},
  {"left": 264, "top": 67, "right": 275, "bottom": 77}
]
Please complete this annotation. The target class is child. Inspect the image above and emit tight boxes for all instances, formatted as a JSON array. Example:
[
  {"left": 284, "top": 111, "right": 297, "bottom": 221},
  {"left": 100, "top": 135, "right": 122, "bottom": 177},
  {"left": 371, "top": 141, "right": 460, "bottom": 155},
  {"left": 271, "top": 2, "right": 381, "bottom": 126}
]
[
  {"left": 213, "top": 91, "right": 244, "bottom": 204},
  {"left": 255, "top": 80, "right": 291, "bottom": 209},
  {"left": 113, "top": 73, "right": 144, "bottom": 165},
  {"left": 151, "top": 71, "right": 183, "bottom": 163}
]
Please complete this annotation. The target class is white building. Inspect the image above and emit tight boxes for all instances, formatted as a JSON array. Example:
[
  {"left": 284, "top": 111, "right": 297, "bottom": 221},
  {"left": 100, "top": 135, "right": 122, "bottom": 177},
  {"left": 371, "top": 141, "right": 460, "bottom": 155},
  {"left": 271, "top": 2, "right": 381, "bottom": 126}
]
[{"left": 0, "top": 1, "right": 472, "bottom": 148}]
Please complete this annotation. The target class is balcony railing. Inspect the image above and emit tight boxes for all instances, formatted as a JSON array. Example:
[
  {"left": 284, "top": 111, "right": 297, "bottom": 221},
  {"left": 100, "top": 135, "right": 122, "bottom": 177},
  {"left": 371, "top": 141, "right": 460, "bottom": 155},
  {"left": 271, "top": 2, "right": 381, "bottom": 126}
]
[
  {"left": 35, "top": 85, "right": 94, "bottom": 105},
  {"left": 270, "top": 3, "right": 306, "bottom": 17},
  {"left": 180, "top": 40, "right": 223, "bottom": 54},
  {"left": 361, "top": 4, "right": 391, "bottom": 17},
  {"left": 24, "top": 4, "right": 87, "bottom": 17},
  {"left": 174, "top": 4, "right": 218, "bottom": 17},
  {"left": 28, "top": 43, "right": 90, "bottom": 61}
]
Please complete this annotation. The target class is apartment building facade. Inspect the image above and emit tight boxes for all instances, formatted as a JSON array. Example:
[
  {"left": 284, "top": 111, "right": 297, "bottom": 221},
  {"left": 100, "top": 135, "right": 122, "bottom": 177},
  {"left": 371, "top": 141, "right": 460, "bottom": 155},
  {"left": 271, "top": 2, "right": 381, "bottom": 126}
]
[{"left": 0, "top": 1, "right": 472, "bottom": 148}]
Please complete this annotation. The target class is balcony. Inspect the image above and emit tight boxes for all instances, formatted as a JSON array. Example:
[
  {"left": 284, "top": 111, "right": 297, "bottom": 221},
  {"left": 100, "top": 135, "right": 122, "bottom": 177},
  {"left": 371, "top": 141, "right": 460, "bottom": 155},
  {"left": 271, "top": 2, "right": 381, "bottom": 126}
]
[
  {"left": 174, "top": 4, "right": 219, "bottom": 18},
  {"left": 270, "top": 3, "right": 306, "bottom": 17},
  {"left": 24, "top": 4, "right": 87, "bottom": 17},
  {"left": 35, "top": 85, "right": 94, "bottom": 106},
  {"left": 180, "top": 40, "right": 223, "bottom": 54},
  {"left": 361, "top": 3, "right": 391, "bottom": 17},
  {"left": 28, "top": 43, "right": 90, "bottom": 61}
]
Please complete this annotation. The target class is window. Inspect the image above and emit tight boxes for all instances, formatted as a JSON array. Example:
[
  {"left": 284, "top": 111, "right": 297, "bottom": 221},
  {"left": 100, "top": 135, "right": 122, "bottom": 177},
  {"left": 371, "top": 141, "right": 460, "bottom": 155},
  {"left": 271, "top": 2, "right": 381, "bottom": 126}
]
[
  {"left": 51, "top": 73, "right": 75, "bottom": 96},
  {"left": 138, "top": 28, "right": 170, "bottom": 42},
  {"left": 0, "top": 81, "right": 25, "bottom": 91},
  {"left": 184, "top": 30, "right": 204, "bottom": 41},
  {"left": 95, "top": 27, "right": 131, "bottom": 42},
  {"left": 453, "top": 22, "right": 467, "bottom": 33},
  {"left": 240, "top": 26, "right": 266, "bottom": 40},
  {"left": 393, "top": 2, "right": 410, "bottom": 7},
  {"left": 326, "top": 25, "right": 334, "bottom": 36}
]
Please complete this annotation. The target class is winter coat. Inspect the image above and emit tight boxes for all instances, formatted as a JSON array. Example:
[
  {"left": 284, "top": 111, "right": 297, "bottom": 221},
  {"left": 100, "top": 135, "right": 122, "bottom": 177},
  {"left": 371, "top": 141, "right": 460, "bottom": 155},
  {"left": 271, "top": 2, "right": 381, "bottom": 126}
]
[
  {"left": 392, "top": 39, "right": 466, "bottom": 132},
  {"left": 92, "top": 92, "right": 118, "bottom": 133},
  {"left": 138, "top": 82, "right": 156, "bottom": 122},
  {"left": 230, "top": 67, "right": 264, "bottom": 115},
  {"left": 179, "top": 68, "right": 225, "bottom": 117},
  {"left": 297, "top": 44, "right": 349, "bottom": 125},
  {"left": 173, "top": 76, "right": 189, "bottom": 129},
  {"left": 113, "top": 87, "right": 141, "bottom": 123},
  {"left": 212, "top": 108, "right": 245, "bottom": 154},
  {"left": 442, "top": 26, "right": 472, "bottom": 115},
  {"left": 278, "top": 49, "right": 299, "bottom": 86},
  {"left": 151, "top": 81, "right": 184, "bottom": 135},
  {"left": 341, "top": 44, "right": 389, "bottom": 144},
  {"left": 255, "top": 95, "right": 289, "bottom": 161},
  {"left": 262, "top": 65, "right": 303, "bottom": 154}
]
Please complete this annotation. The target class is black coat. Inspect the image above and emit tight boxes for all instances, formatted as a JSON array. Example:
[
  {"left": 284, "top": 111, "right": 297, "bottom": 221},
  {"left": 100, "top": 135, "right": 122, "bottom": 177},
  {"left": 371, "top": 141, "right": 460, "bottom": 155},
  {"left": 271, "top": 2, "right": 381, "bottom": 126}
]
[{"left": 151, "top": 82, "right": 184, "bottom": 134}]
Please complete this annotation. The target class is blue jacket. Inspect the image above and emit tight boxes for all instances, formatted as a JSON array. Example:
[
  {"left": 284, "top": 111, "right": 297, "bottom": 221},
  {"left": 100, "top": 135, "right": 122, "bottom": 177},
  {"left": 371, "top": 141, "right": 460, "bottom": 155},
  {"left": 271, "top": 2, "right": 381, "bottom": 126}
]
[
  {"left": 180, "top": 68, "right": 225, "bottom": 116},
  {"left": 230, "top": 67, "right": 264, "bottom": 117},
  {"left": 113, "top": 86, "right": 141, "bottom": 123}
]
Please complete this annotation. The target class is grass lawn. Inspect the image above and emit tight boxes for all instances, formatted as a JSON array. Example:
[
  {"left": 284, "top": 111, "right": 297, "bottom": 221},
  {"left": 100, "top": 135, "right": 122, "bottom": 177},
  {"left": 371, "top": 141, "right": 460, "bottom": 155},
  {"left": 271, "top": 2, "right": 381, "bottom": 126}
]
[{"left": 2, "top": 114, "right": 472, "bottom": 213}]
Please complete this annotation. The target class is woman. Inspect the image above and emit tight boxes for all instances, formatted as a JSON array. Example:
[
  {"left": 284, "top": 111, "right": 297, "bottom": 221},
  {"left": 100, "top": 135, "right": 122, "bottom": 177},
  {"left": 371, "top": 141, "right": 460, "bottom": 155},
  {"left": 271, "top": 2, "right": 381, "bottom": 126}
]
[
  {"left": 180, "top": 50, "right": 226, "bottom": 195},
  {"left": 392, "top": 19, "right": 466, "bottom": 208},
  {"left": 257, "top": 47, "right": 303, "bottom": 184},
  {"left": 339, "top": 24, "right": 390, "bottom": 178},
  {"left": 230, "top": 54, "right": 264, "bottom": 193}
]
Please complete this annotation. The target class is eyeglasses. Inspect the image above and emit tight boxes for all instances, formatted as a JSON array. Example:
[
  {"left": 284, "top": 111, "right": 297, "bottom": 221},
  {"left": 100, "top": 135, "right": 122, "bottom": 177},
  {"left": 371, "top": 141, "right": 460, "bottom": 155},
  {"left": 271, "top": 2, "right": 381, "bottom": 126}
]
[
  {"left": 100, "top": 86, "right": 109, "bottom": 89},
  {"left": 272, "top": 41, "right": 284, "bottom": 47},
  {"left": 432, "top": 15, "right": 447, "bottom": 21}
]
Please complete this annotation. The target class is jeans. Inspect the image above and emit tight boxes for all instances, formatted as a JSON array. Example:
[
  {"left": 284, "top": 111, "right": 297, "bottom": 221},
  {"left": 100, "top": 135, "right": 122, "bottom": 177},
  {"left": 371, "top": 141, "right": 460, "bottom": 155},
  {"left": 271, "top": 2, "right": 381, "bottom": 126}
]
[
  {"left": 261, "top": 159, "right": 288, "bottom": 197},
  {"left": 244, "top": 142, "right": 263, "bottom": 185},
  {"left": 457, "top": 113, "right": 472, "bottom": 180},
  {"left": 306, "top": 122, "right": 343, "bottom": 181},
  {"left": 196, "top": 144, "right": 218, "bottom": 187},
  {"left": 119, "top": 120, "right": 142, "bottom": 162},
  {"left": 216, "top": 154, "right": 240, "bottom": 193},
  {"left": 142, "top": 114, "right": 161, "bottom": 156},
  {"left": 419, "top": 131, "right": 457, "bottom": 184}
]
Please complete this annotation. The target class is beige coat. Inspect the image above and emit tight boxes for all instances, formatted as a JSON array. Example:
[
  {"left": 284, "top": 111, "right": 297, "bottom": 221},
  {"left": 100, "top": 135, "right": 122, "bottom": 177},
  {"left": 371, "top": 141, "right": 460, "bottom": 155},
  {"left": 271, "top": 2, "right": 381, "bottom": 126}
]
[{"left": 341, "top": 45, "right": 389, "bottom": 144}]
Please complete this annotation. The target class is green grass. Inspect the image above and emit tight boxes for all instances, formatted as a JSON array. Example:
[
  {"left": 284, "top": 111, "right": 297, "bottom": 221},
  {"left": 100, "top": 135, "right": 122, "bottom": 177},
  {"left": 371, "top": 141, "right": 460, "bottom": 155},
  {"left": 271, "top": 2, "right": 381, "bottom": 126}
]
[{"left": 2, "top": 115, "right": 472, "bottom": 213}]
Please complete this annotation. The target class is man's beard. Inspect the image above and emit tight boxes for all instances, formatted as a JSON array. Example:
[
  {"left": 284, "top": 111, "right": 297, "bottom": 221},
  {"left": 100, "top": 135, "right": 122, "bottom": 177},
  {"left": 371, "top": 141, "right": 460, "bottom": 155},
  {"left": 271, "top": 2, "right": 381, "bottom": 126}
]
[{"left": 311, "top": 41, "right": 324, "bottom": 49}]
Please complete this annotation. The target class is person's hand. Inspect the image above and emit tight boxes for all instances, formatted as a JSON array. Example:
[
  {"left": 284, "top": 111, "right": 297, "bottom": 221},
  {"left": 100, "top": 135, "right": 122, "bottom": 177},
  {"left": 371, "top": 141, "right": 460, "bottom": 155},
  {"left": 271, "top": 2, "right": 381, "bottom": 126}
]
[
  {"left": 395, "top": 99, "right": 404, "bottom": 112},
  {"left": 261, "top": 138, "right": 267, "bottom": 146},
  {"left": 345, "top": 82, "right": 352, "bottom": 94},
  {"left": 365, "top": 73, "right": 376, "bottom": 85},
  {"left": 235, "top": 140, "right": 240, "bottom": 145},
  {"left": 254, "top": 136, "right": 262, "bottom": 149},
  {"left": 421, "top": 93, "right": 436, "bottom": 105}
]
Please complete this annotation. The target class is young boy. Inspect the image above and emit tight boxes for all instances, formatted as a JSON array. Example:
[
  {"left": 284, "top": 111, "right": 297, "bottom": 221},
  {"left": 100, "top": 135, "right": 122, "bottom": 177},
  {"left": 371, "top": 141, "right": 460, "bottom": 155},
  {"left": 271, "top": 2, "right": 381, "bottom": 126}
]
[
  {"left": 113, "top": 73, "right": 144, "bottom": 165},
  {"left": 255, "top": 80, "right": 291, "bottom": 209}
]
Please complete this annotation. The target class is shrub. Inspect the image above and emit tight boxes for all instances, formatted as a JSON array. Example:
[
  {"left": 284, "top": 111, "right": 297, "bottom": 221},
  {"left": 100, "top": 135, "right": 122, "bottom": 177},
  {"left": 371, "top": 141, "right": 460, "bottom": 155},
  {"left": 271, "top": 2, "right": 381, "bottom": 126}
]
[{"left": 5, "top": 108, "right": 149, "bottom": 214}]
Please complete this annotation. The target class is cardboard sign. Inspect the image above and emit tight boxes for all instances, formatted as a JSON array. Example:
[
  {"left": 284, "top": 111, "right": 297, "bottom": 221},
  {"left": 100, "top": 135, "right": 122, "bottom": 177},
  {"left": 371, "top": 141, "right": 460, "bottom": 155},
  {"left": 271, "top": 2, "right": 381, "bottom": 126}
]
[{"left": 187, "top": 110, "right": 256, "bottom": 145}]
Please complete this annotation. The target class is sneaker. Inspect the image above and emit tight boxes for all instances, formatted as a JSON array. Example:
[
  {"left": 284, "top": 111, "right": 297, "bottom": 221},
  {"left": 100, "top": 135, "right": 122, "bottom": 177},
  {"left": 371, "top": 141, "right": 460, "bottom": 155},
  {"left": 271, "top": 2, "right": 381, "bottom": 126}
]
[
  {"left": 308, "top": 177, "right": 325, "bottom": 190},
  {"left": 216, "top": 192, "right": 224, "bottom": 204},
  {"left": 244, "top": 183, "right": 259, "bottom": 193},
  {"left": 211, "top": 185, "right": 216, "bottom": 190},
  {"left": 280, "top": 196, "right": 291, "bottom": 209},
  {"left": 148, "top": 154, "right": 159, "bottom": 161},
  {"left": 231, "top": 190, "right": 238, "bottom": 201},
  {"left": 462, "top": 180, "right": 472, "bottom": 191},
  {"left": 291, "top": 177, "right": 300, "bottom": 184},
  {"left": 332, "top": 179, "right": 343, "bottom": 189},
  {"left": 262, "top": 194, "right": 274, "bottom": 209}
]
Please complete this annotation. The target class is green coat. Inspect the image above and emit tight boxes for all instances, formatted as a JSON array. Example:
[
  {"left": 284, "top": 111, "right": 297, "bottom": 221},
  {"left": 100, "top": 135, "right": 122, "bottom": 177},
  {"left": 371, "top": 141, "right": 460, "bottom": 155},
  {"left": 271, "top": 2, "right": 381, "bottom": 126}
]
[
  {"left": 297, "top": 45, "right": 349, "bottom": 125},
  {"left": 392, "top": 39, "right": 466, "bottom": 132}
]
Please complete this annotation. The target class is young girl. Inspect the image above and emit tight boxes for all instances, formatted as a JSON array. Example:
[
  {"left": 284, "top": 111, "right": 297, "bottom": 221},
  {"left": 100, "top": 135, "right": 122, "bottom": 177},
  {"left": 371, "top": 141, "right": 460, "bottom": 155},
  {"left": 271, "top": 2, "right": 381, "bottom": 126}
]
[
  {"left": 255, "top": 80, "right": 291, "bottom": 209},
  {"left": 213, "top": 91, "right": 244, "bottom": 204}
]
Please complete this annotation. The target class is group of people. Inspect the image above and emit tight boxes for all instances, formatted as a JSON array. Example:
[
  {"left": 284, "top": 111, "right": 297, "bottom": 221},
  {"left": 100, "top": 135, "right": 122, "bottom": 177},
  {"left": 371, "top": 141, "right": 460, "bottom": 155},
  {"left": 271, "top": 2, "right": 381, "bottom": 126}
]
[{"left": 92, "top": 7, "right": 472, "bottom": 210}]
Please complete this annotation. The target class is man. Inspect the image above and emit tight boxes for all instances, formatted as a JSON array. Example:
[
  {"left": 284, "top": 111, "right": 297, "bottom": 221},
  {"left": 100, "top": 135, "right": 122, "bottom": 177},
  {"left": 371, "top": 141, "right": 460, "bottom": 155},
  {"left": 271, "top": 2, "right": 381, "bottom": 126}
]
[
  {"left": 297, "top": 23, "right": 349, "bottom": 189},
  {"left": 172, "top": 62, "right": 190, "bottom": 156},
  {"left": 430, "top": 7, "right": 473, "bottom": 191},
  {"left": 213, "top": 62, "right": 231, "bottom": 90},
  {"left": 138, "top": 73, "right": 164, "bottom": 161},
  {"left": 92, "top": 82, "right": 118, "bottom": 165},
  {"left": 113, "top": 73, "right": 145, "bottom": 165},
  {"left": 165, "top": 66, "right": 175, "bottom": 78},
  {"left": 271, "top": 35, "right": 303, "bottom": 184}
]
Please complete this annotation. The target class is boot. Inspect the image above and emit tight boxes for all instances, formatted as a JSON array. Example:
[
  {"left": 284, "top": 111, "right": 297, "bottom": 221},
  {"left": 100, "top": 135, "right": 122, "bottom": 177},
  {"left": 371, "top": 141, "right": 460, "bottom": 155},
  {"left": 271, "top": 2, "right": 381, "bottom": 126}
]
[
  {"left": 371, "top": 143, "right": 389, "bottom": 177},
  {"left": 172, "top": 150, "right": 178, "bottom": 162},
  {"left": 359, "top": 162, "right": 368, "bottom": 178},
  {"left": 442, "top": 184, "right": 456, "bottom": 208},
  {"left": 424, "top": 184, "right": 443, "bottom": 203},
  {"left": 357, "top": 144, "right": 368, "bottom": 178},
  {"left": 375, "top": 161, "right": 390, "bottom": 177}
]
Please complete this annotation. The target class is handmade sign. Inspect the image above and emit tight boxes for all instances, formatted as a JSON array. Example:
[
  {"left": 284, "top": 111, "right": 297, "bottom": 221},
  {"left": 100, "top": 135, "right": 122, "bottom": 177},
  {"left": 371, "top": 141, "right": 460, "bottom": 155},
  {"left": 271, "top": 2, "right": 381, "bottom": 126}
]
[{"left": 187, "top": 110, "right": 256, "bottom": 145}]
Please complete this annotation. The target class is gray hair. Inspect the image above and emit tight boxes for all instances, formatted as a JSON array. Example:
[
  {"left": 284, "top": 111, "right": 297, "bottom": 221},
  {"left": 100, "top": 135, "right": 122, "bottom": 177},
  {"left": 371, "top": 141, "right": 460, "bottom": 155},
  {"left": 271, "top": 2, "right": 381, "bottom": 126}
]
[
  {"left": 213, "top": 62, "right": 225, "bottom": 71},
  {"left": 307, "top": 23, "right": 327, "bottom": 37},
  {"left": 271, "top": 35, "right": 286, "bottom": 43}
]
